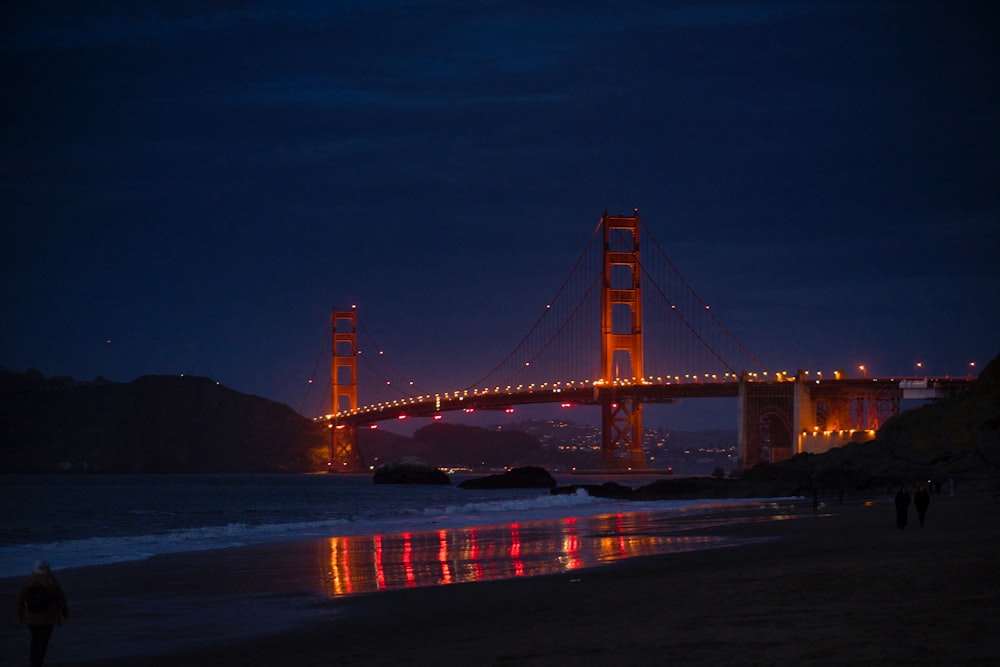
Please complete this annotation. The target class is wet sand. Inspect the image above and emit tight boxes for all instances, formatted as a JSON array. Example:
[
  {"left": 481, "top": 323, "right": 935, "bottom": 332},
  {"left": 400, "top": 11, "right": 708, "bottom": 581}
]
[{"left": 19, "top": 493, "right": 1000, "bottom": 666}]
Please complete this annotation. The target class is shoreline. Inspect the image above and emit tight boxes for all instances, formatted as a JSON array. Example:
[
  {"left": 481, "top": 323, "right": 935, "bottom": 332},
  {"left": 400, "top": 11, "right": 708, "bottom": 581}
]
[
  {"left": 2, "top": 498, "right": 799, "bottom": 664},
  {"left": 6, "top": 493, "right": 997, "bottom": 666}
]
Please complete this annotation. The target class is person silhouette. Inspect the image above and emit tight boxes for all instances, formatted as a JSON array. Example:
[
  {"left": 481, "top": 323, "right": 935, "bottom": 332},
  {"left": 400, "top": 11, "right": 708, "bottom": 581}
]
[
  {"left": 914, "top": 484, "right": 930, "bottom": 527},
  {"left": 17, "top": 561, "right": 70, "bottom": 667},
  {"left": 894, "top": 486, "right": 911, "bottom": 530}
]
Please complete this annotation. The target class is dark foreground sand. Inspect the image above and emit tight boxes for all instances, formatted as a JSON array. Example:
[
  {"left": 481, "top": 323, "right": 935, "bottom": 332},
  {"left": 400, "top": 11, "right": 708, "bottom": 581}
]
[{"left": 54, "top": 493, "right": 1000, "bottom": 666}]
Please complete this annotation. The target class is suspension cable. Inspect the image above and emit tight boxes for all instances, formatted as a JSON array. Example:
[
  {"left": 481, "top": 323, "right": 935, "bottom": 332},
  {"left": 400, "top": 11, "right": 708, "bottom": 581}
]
[
  {"left": 638, "top": 261, "right": 736, "bottom": 374},
  {"left": 464, "top": 216, "right": 604, "bottom": 389},
  {"left": 298, "top": 334, "right": 329, "bottom": 415},
  {"left": 641, "top": 221, "right": 769, "bottom": 373},
  {"left": 355, "top": 313, "right": 430, "bottom": 397}
]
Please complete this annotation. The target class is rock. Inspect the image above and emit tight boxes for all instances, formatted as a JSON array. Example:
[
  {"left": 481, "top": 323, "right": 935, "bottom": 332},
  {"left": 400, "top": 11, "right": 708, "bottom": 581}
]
[
  {"left": 458, "top": 466, "right": 556, "bottom": 489},
  {"left": 373, "top": 456, "right": 450, "bottom": 485}
]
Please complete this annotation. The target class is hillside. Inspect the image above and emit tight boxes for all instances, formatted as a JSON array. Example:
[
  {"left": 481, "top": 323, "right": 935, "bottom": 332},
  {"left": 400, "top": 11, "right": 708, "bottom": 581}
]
[
  {"left": 358, "top": 422, "right": 544, "bottom": 470},
  {"left": 0, "top": 371, "right": 331, "bottom": 473}
]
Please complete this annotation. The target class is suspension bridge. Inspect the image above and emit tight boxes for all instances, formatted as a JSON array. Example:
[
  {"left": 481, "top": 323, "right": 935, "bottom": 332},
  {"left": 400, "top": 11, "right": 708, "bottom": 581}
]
[{"left": 315, "top": 211, "right": 972, "bottom": 472}]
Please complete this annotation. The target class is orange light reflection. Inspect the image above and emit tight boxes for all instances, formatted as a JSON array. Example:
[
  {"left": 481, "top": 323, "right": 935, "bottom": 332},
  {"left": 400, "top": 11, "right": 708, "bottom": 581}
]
[
  {"left": 320, "top": 511, "right": 758, "bottom": 598},
  {"left": 437, "top": 530, "right": 452, "bottom": 585}
]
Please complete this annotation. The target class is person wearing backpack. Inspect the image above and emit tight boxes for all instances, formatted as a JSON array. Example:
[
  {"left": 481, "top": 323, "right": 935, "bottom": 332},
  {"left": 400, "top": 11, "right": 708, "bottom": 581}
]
[{"left": 17, "top": 561, "right": 70, "bottom": 667}]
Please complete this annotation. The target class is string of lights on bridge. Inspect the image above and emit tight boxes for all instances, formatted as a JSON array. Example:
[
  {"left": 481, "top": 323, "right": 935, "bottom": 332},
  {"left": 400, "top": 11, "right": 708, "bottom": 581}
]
[{"left": 316, "top": 364, "right": 973, "bottom": 426}]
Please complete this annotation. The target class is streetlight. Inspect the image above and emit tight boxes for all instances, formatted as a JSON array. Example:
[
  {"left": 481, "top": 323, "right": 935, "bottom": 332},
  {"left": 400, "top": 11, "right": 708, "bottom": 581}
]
[
  {"left": 969, "top": 362, "right": 976, "bottom": 378},
  {"left": 859, "top": 365, "right": 867, "bottom": 379}
]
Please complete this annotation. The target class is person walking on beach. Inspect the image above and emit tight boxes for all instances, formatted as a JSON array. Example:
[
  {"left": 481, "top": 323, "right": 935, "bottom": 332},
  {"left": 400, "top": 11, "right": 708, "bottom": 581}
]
[
  {"left": 894, "top": 486, "right": 911, "bottom": 530},
  {"left": 914, "top": 484, "right": 930, "bottom": 527},
  {"left": 17, "top": 561, "right": 69, "bottom": 667}
]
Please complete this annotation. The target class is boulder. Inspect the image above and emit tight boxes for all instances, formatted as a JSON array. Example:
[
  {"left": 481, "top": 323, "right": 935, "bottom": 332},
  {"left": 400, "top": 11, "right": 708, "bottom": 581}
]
[
  {"left": 458, "top": 466, "right": 556, "bottom": 489},
  {"left": 373, "top": 456, "right": 450, "bottom": 485}
]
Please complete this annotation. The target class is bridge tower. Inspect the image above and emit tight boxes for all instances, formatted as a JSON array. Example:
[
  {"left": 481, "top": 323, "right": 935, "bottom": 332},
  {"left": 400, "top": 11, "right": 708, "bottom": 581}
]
[
  {"left": 600, "top": 210, "right": 647, "bottom": 469},
  {"left": 330, "top": 309, "right": 363, "bottom": 472}
]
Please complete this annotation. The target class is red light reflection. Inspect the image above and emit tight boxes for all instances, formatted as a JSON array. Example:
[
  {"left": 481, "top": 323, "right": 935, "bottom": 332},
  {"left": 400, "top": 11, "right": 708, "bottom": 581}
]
[{"left": 320, "top": 512, "right": 745, "bottom": 598}]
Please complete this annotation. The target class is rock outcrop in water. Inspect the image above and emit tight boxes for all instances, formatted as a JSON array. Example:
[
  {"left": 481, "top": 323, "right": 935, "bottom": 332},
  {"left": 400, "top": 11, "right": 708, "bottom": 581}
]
[
  {"left": 457, "top": 466, "right": 556, "bottom": 489},
  {"left": 372, "top": 456, "right": 450, "bottom": 485},
  {"left": 0, "top": 370, "right": 331, "bottom": 473}
]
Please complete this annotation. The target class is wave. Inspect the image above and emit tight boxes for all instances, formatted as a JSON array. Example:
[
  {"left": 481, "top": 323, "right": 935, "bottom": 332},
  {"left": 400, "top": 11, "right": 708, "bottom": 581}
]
[
  {"left": 0, "top": 490, "right": 628, "bottom": 578},
  {"left": 431, "top": 486, "right": 607, "bottom": 517},
  {"left": 0, "top": 487, "right": 766, "bottom": 579}
]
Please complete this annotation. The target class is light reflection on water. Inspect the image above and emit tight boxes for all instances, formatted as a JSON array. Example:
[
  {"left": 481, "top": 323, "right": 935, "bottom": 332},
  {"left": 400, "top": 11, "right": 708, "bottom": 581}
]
[{"left": 318, "top": 511, "right": 766, "bottom": 597}]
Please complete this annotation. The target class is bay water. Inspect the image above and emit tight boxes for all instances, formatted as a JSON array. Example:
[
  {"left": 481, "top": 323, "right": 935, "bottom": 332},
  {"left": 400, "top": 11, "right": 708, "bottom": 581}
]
[
  {"left": 1, "top": 472, "right": 720, "bottom": 578},
  {"left": 0, "top": 473, "right": 796, "bottom": 663}
]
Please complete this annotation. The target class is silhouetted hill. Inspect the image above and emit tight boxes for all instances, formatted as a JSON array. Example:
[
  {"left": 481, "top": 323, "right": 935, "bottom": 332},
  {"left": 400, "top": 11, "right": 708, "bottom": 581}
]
[
  {"left": 0, "top": 370, "right": 330, "bottom": 473},
  {"left": 358, "top": 422, "right": 543, "bottom": 470},
  {"left": 740, "top": 351, "right": 1000, "bottom": 494}
]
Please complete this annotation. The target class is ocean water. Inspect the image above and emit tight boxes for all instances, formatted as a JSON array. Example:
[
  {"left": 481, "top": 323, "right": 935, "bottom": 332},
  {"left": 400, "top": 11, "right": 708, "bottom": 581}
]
[
  {"left": 0, "top": 474, "right": 802, "bottom": 663},
  {"left": 0, "top": 473, "right": 759, "bottom": 578}
]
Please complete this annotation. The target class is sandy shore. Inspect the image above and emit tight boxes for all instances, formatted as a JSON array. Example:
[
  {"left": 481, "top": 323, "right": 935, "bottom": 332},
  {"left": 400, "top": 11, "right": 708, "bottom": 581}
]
[{"left": 30, "top": 491, "right": 991, "bottom": 667}]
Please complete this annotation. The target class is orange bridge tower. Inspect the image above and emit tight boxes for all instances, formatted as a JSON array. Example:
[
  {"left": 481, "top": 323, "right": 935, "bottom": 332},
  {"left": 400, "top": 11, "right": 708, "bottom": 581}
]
[
  {"left": 330, "top": 309, "right": 363, "bottom": 471},
  {"left": 599, "top": 210, "right": 648, "bottom": 469}
]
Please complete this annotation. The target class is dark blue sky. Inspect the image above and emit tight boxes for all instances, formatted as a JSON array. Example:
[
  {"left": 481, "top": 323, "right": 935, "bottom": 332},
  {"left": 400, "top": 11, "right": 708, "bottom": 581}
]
[{"left": 3, "top": 2, "right": 998, "bottom": 429}]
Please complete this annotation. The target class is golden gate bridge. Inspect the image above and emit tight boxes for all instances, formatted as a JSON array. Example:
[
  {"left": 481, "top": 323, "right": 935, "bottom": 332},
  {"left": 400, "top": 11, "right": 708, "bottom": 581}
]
[{"left": 313, "top": 211, "right": 972, "bottom": 472}]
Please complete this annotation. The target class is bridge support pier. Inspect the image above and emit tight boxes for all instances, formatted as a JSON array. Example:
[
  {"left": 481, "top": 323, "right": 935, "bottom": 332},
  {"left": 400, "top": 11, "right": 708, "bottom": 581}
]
[
  {"left": 599, "top": 211, "right": 648, "bottom": 469},
  {"left": 600, "top": 395, "right": 647, "bottom": 469},
  {"left": 738, "top": 376, "right": 797, "bottom": 468},
  {"left": 330, "top": 309, "right": 364, "bottom": 472}
]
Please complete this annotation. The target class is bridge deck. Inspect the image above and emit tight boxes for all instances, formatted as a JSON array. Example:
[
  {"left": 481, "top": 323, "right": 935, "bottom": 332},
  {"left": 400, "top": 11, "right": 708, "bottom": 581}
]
[{"left": 321, "top": 377, "right": 974, "bottom": 427}]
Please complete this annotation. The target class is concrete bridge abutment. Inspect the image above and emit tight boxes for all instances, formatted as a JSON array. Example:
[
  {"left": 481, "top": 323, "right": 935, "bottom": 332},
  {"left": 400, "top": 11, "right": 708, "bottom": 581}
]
[{"left": 738, "top": 372, "right": 889, "bottom": 469}]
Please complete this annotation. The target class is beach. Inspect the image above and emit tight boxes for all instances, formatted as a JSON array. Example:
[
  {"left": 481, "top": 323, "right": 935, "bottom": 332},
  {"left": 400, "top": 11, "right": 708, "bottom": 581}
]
[{"left": 7, "top": 491, "right": 998, "bottom": 666}]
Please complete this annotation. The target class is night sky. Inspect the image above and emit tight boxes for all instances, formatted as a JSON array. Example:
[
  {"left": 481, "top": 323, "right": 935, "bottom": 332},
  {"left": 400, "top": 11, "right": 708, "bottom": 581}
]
[{"left": 3, "top": 2, "right": 998, "bottom": 430}]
